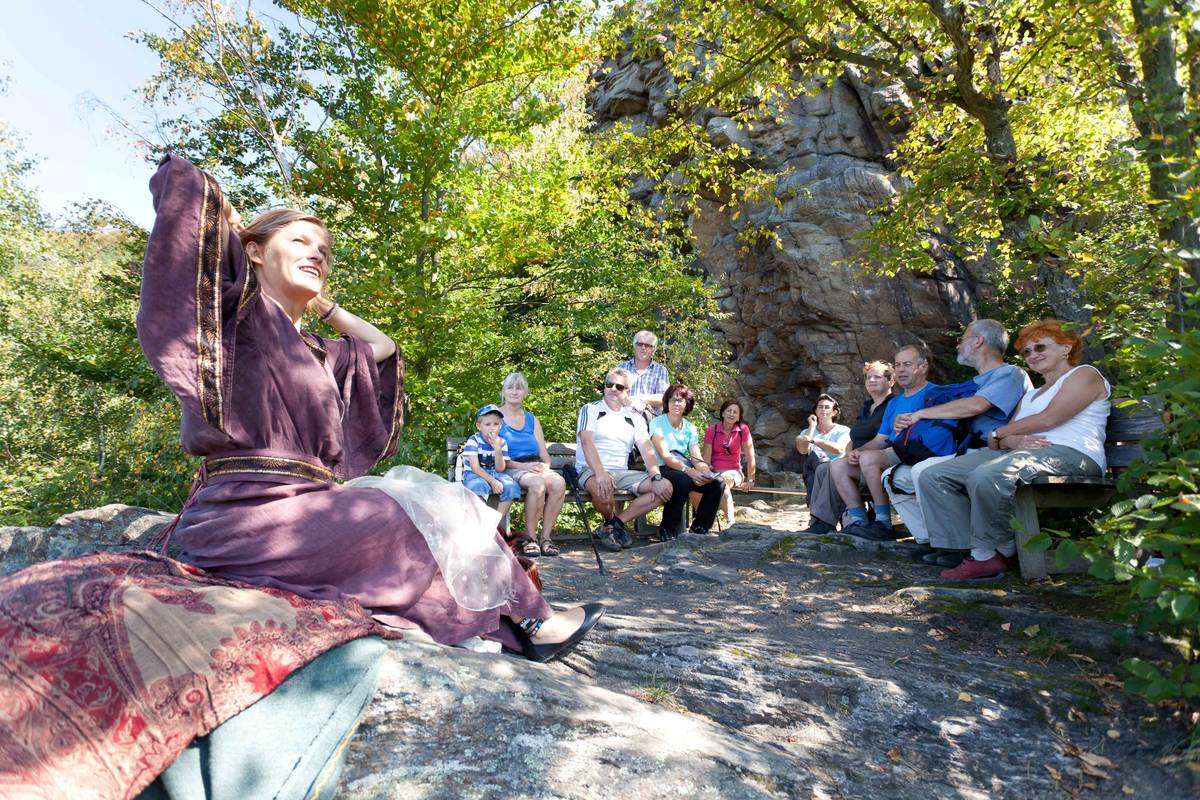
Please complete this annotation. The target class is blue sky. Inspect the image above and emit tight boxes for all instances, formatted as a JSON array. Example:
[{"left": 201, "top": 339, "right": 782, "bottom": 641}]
[{"left": 0, "top": 1, "right": 172, "bottom": 228}]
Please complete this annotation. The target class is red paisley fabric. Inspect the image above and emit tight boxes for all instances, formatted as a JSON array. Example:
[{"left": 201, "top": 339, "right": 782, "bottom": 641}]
[{"left": 0, "top": 551, "right": 400, "bottom": 800}]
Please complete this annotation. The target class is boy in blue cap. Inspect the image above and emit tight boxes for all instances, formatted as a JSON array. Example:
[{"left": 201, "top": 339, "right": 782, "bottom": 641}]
[{"left": 457, "top": 404, "right": 523, "bottom": 518}]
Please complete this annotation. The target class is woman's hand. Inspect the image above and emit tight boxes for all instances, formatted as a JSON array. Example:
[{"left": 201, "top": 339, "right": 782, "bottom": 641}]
[
  {"left": 807, "top": 414, "right": 818, "bottom": 427},
  {"left": 736, "top": 479, "right": 754, "bottom": 491}
]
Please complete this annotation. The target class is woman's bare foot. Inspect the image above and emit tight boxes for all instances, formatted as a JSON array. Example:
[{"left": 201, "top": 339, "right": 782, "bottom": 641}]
[{"left": 524, "top": 606, "right": 585, "bottom": 644}]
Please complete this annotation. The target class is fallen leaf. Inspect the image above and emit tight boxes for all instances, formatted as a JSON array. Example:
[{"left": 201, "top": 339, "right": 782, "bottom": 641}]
[
  {"left": 1081, "top": 762, "right": 1110, "bottom": 779},
  {"left": 1078, "top": 752, "right": 1118, "bottom": 769},
  {"left": 1023, "top": 624, "right": 1041, "bottom": 637},
  {"left": 1045, "top": 765, "right": 1063, "bottom": 781},
  {"left": 1001, "top": 622, "right": 1012, "bottom": 631},
  {"left": 981, "top": 707, "right": 1001, "bottom": 720},
  {"left": 891, "top": 655, "right": 910, "bottom": 666},
  {"left": 1107, "top": 729, "right": 1121, "bottom": 739},
  {"left": 1070, "top": 653, "right": 1096, "bottom": 663},
  {"left": 886, "top": 748, "right": 902, "bottom": 763},
  {"left": 927, "top": 628, "right": 947, "bottom": 640},
  {"left": 1068, "top": 707, "right": 1088, "bottom": 723},
  {"left": 1122, "top": 787, "right": 1135, "bottom": 795},
  {"left": 957, "top": 691, "right": 972, "bottom": 702}
]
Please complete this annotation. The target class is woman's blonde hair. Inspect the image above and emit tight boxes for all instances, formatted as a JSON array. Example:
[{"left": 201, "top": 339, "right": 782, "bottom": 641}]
[
  {"left": 501, "top": 372, "right": 529, "bottom": 402},
  {"left": 863, "top": 360, "right": 895, "bottom": 382},
  {"left": 239, "top": 208, "right": 331, "bottom": 259}
]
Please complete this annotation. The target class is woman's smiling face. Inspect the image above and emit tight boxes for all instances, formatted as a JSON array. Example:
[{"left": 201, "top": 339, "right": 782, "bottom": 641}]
[{"left": 249, "top": 220, "right": 331, "bottom": 304}]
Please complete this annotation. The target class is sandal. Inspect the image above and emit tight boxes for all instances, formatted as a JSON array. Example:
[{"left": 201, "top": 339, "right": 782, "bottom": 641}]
[
  {"left": 521, "top": 539, "right": 542, "bottom": 557},
  {"left": 539, "top": 538, "right": 561, "bottom": 557}
]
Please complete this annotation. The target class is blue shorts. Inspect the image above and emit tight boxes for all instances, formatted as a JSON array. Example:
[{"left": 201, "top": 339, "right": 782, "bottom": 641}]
[{"left": 462, "top": 469, "right": 522, "bottom": 501}]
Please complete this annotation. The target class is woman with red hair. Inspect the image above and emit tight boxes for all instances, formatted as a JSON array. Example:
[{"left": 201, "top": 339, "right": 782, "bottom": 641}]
[{"left": 917, "top": 320, "right": 1111, "bottom": 580}]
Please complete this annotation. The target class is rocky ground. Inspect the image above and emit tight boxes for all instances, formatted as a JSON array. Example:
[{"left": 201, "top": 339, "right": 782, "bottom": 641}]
[{"left": 3, "top": 500, "right": 1195, "bottom": 799}]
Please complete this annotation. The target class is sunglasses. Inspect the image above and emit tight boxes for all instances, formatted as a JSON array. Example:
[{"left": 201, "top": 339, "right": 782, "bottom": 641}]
[
  {"left": 1020, "top": 343, "right": 1052, "bottom": 357},
  {"left": 603, "top": 381, "right": 627, "bottom": 391}
]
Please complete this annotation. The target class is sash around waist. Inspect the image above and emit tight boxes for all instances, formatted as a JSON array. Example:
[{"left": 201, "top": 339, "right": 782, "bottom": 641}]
[{"left": 204, "top": 449, "right": 335, "bottom": 484}]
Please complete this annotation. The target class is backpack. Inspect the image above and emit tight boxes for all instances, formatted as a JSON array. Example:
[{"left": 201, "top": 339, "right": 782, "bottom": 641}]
[{"left": 892, "top": 380, "right": 982, "bottom": 466}]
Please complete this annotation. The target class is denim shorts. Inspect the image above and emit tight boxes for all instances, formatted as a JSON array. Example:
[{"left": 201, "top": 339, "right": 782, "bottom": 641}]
[{"left": 462, "top": 469, "right": 522, "bottom": 501}]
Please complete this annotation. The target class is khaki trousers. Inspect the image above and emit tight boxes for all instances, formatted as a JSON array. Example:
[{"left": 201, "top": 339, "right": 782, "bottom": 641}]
[{"left": 916, "top": 445, "right": 1102, "bottom": 551}]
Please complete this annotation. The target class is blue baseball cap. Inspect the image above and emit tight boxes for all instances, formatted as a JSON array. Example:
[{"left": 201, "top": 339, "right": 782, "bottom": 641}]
[{"left": 476, "top": 404, "right": 503, "bottom": 419}]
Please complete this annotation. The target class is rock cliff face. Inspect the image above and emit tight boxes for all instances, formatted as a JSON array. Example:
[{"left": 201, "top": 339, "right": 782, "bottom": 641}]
[{"left": 588, "top": 58, "right": 985, "bottom": 471}]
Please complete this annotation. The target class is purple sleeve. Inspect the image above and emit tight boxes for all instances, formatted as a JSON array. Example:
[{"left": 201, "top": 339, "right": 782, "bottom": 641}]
[
  {"left": 327, "top": 334, "right": 405, "bottom": 479},
  {"left": 136, "top": 155, "right": 255, "bottom": 443}
]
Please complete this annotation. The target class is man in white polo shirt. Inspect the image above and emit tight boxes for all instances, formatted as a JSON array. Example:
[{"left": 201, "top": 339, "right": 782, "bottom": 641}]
[{"left": 576, "top": 367, "right": 673, "bottom": 551}]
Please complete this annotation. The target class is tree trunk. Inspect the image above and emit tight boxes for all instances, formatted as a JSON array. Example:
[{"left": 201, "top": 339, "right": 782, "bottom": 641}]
[{"left": 1130, "top": 0, "right": 1200, "bottom": 313}]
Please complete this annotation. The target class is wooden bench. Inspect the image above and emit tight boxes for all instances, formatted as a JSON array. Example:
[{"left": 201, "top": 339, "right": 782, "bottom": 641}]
[
  {"left": 1013, "top": 397, "right": 1164, "bottom": 580},
  {"left": 445, "top": 438, "right": 655, "bottom": 536}
]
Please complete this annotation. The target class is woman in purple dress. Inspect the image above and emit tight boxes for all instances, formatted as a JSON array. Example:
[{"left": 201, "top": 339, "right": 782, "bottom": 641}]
[{"left": 138, "top": 155, "right": 600, "bottom": 661}]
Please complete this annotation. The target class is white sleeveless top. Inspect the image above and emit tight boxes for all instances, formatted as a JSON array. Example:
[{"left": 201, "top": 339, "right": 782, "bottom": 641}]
[{"left": 1012, "top": 365, "right": 1111, "bottom": 470}]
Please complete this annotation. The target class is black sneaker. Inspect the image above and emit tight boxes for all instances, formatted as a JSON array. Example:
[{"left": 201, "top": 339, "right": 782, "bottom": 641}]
[
  {"left": 688, "top": 525, "right": 711, "bottom": 536},
  {"left": 922, "top": 549, "right": 967, "bottom": 568},
  {"left": 844, "top": 521, "right": 900, "bottom": 541},
  {"left": 612, "top": 517, "right": 634, "bottom": 549},
  {"left": 598, "top": 520, "right": 623, "bottom": 552},
  {"left": 802, "top": 519, "right": 835, "bottom": 535}
]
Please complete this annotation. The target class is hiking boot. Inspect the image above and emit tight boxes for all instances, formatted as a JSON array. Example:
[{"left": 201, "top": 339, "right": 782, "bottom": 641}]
[
  {"left": 598, "top": 520, "right": 623, "bottom": 552},
  {"left": 802, "top": 519, "right": 835, "bottom": 536},
  {"left": 845, "top": 521, "right": 900, "bottom": 541},
  {"left": 688, "top": 525, "right": 712, "bottom": 536},
  {"left": 612, "top": 517, "right": 633, "bottom": 548},
  {"left": 940, "top": 553, "right": 1009, "bottom": 580},
  {"left": 921, "top": 549, "right": 968, "bottom": 568}
]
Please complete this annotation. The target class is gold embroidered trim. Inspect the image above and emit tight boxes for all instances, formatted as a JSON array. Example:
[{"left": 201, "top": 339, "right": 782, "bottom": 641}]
[
  {"left": 195, "top": 172, "right": 225, "bottom": 431},
  {"left": 237, "top": 263, "right": 259, "bottom": 313},
  {"left": 207, "top": 455, "right": 334, "bottom": 483},
  {"left": 380, "top": 344, "right": 405, "bottom": 461}
]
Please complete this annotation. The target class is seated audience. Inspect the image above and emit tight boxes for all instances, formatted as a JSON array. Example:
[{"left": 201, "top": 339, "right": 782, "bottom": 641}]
[
  {"left": 804, "top": 362, "right": 896, "bottom": 534},
  {"left": 650, "top": 384, "right": 725, "bottom": 539},
  {"left": 576, "top": 367, "right": 673, "bottom": 551},
  {"left": 830, "top": 344, "right": 935, "bottom": 540},
  {"left": 795, "top": 393, "right": 850, "bottom": 495},
  {"left": 919, "top": 320, "right": 1111, "bottom": 580},
  {"left": 883, "top": 319, "right": 1032, "bottom": 566},
  {"left": 702, "top": 399, "right": 757, "bottom": 525},
  {"left": 498, "top": 372, "right": 568, "bottom": 558}
]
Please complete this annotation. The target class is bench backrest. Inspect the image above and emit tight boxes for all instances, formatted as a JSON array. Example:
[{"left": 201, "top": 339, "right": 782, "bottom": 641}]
[{"left": 1105, "top": 397, "right": 1164, "bottom": 472}]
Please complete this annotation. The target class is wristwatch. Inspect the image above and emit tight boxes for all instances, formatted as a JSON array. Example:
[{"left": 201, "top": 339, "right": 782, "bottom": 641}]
[{"left": 651, "top": 474, "right": 664, "bottom": 482}]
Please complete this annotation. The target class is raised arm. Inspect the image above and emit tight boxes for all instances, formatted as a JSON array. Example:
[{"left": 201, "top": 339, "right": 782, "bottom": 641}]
[
  {"left": 313, "top": 297, "right": 395, "bottom": 363},
  {"left": 137, "top": 155, "right": 249, "bottom": 442}
]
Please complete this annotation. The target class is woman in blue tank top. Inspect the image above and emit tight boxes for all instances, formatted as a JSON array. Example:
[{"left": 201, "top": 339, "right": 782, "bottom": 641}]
[{"left": 499, "top": 372, "right": 567, "bottom": 557}]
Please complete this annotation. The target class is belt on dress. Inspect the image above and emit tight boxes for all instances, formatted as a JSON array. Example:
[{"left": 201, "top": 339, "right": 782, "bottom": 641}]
[
  {"left": 149, "top": 452, "right": 334, "bottom": 556},
  {"left": 204, "top": 453, "right": 335, "bottom": 483}
]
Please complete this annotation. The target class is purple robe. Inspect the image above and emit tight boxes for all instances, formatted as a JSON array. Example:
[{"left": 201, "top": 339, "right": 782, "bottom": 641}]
[{"left": 137, "top": 155, "right": 548, "bottom": 647}]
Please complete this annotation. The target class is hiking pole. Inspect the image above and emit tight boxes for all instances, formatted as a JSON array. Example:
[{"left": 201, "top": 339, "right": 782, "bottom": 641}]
[{"left": 560, "top": 464, "right": 605, "bottom": 575}]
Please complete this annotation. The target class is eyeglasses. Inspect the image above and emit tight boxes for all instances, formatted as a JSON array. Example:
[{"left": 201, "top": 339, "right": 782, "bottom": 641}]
[
  {"left": 1020, "top": 343, "right": 1051, "bottom": 357},
  {"left": 635, "top": 342, "right": 656, "bottom": 348},
  {"left": 603, "top": 381, "right": 627, "bottom": 391}
]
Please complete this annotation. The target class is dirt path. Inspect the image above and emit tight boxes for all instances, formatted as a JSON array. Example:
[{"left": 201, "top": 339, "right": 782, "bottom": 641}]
[{"left": 476, "top": 498, "right": 1195, "bottom": 799}]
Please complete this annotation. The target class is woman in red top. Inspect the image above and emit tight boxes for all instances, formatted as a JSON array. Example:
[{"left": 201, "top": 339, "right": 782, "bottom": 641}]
[{"left": 701, "top": 399, "right": 757, "bottom": 526}]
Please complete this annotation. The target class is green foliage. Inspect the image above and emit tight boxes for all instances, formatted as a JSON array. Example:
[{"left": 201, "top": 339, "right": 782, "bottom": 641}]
[
  {"left": 1078, "top": 296, "right": 1200, "bottom": 730},
  {"left": 132, "top": 0, "right": 726, "bottom": 475}
]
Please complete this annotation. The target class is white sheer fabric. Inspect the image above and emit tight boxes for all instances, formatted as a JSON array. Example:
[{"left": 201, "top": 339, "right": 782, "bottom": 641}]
[{"left": 347, "top": 466, "right": 516, "bottom": 612}]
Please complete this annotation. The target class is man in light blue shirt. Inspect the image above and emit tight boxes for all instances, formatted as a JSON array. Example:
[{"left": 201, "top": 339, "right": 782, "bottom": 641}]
[
  {"left": 830, "top": 344, "right": 935, "bottom": 540},
  {"left": 886, "top": 319, "right": 1033, "bottom": 564}
]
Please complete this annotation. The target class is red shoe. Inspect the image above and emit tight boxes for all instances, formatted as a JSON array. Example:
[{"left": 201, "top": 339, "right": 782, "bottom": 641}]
[{"left": 940, "top": 553, "right": 1009, "bottom": 580}]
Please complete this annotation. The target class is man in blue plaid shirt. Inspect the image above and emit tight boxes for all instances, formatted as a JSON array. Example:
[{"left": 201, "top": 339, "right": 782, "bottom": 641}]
[{"left": 618, "top": 330, "right": 670, "bottom": 416}]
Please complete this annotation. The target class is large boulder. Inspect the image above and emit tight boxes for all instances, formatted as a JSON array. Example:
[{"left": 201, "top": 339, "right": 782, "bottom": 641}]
[{"left": 588, "top": 62, "right": 984, "bottom": 471}]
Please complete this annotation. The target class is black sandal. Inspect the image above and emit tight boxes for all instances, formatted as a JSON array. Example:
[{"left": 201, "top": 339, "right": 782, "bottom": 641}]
[{"left": 539, "top": 538, "right": 560, "bottom": 557}]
